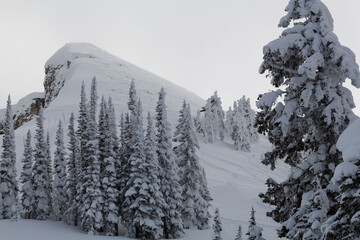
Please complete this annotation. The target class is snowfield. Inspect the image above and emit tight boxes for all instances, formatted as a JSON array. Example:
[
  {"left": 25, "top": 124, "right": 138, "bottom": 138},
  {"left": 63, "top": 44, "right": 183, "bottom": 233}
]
[{"left": 0, "top": 136, "right": 288, "bottom": 240}]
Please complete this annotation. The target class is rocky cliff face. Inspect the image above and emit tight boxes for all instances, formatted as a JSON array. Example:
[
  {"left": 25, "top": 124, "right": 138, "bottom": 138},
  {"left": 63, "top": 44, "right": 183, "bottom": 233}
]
[{"left": 0, "top": 92, "right": 44, "bottom": 134}]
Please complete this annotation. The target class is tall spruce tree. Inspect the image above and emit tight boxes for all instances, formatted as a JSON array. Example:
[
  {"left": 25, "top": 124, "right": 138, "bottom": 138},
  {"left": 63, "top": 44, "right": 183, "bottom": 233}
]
[
  {"left": 123, "top": 103, "right": 164, "bottom": 239},
  {"left": 80, "top": 77, "right": 103, "bottom": 234},
  {"left": 212, "top": 208, "right": 222, "bottom": 240},
  {"left": 232, "top": 100, "right": 250, "bottom": 152},
  {"left": 256, "top": 0, "right": 360, "bottom": 237},
  {"left": 32, "top": 107, "right": 52, "bottom": 220},
  {"left": 64, "top": 112, "right": 80, "bottom": 225},
  {"left": 98, "top": 96, "right": 119, "bottom": 236},
  {"left": 156, "top": 88, "right": 184, "bottom": 239},
  {"left": 202, "top": 91, "right": 225, "bottom": 143},
  {"left": 173, "top": 101, "right": 209, "bottom": 229},
  {"left": 21, "top": 130, "right": 34, "bottom": 219},
  {"left": 0, "top": 95, "right": 18, "bottom": 219},
  {"left": 235, "top": 225, "right": 244, "bottom": 240},
  {"left": 246, "top": 207, "right": 264, "bottom": 240},
  {"left": 52, "top": 120, "right": 67, "bottom": 221}
]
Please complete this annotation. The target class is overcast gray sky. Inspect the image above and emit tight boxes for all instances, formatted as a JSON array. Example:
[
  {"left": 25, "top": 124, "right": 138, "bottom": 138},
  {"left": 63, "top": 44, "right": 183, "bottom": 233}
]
[{"left": 1, "top": 0, "right": 360, "bottom": 114}]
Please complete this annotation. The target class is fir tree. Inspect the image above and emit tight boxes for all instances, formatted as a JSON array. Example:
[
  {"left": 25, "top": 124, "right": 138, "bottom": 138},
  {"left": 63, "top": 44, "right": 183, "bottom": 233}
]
[
  {"left": 21, "top": 130, "right": 34, "bottom": 219},
  {"left": 232, "top": 100, "right": 250, "bottom": 152},
  {"left": 99, "top": 96, "right": 119, "bottom": 236},
  {"left": 156, "top": 88, "right": 184, "bottom": 239},
  {"left": 32, "top": 107, "right": 52, "bottom": 220},
  {"left": 193, "top": 110, "right": 204, "bottom": 136},
  {"left": 256, "top": 0, "right": 360, "bottom": 236},
  {"left": 246, "top": 207, "right": 264, "bottom": 240},
  {"left": 202, "top": 91, "right": 225, "bottom": 143},
  {"left": 322, "top": 161, "right": 360, "bottom": 239},
  {"left": 235, "top": 225, "right": 244, "bottom": 240},
  {"left": 0, "top": 95, "right": 18, "bottom": 219},
  {"left": 123, "top": 104, "right": 164, "bottom": 239},
  {"left": 52, "top": 120, "right": 67, "bottom": 221},
  {"left": 212, "top": 208, "right": 222, "bottom": 240},
  {"left": 64, "top": 112, "right": 80, "bottom": 226},
  {"left": 198, "top": 166, "right": 212, "bottom": 230},
  {"left": 80, "top": 77, "right": 103, "bottom": 234},
  {"left": 77, "top": 81, "right": 88, "bottom": 172},
  {"left": 173, "top": 101, "right": 209, "bottom": 229}
]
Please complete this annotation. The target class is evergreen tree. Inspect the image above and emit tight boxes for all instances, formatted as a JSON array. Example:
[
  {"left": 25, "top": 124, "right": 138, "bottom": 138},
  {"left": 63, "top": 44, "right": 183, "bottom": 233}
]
[
  {"left": 235, "top": 225, "right": 244, "bottom": 240},
  {"left": 198, "top": 166, "right": 212, "bottom": 230},
  {"left": 232, "top": 100, "right": 250, "bottom": 152},
  {"left": 32, "top": 107, "right": 52, "bottom": 220},
  {"left": 64, "top": 112, "right": 80, "bottom": 226},
  {"left": 173, "top": 101, "right": 209, "bottom": 229},
  {"left": 0, "top": 95, "right": 18, "bottom": 219},
  {"left": 52, "top": 120, "right": 67, "bottom": 221},
  {"left": 193, "top": 110, "right": 204, "bottom": 136},
  {"left": 156, "top": 88, "right": 184, "bottom": 239},
  {"left": 322, "top": 161, "right": 360, "bottom": 239},
  {"left": 123, "top": 104, "right": 164, "bottom": 239},
  {"left": 77, "top": 81, "right": 88, "bottom": 172},
  {"left": 256, "top": 0, "right": 360, "bottom": 236},
  {"left": 225, "top": 106, "right": 233, "bottom": 136},
  {"left": 80, "top": 77, "right": 103, "bottom": 234},
  {"left": 128, "top": 79, "right": 138, "bottom": 115},
  {"left": 212, "top": 208, "right": 222, "bottom": 240},
  {"left": 246, "top": 207, "right": 264, "bottom": 240},
  {"left": 98, "top": 96, "right": 119, "bottom": 236},
  {"left": 21, "top": 130, "right": 34, "bottom": 219},
  {"left": 202, "top": 91, "right": 225, "bottom": 143}
]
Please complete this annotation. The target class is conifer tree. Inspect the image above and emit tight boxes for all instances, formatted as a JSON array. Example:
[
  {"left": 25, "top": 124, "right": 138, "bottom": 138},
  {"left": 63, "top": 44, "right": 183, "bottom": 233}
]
[
  {"left": 256, "top": 0, "right": 360, "bottom": 235},
  {"left": 156, "top": 88, "right": 184, "bottom": 239},
  {"left": 193, "top": 110, "right": 204, "bottom": 136},
  {"left": 21, "top": 130, "right": 34, "bottom": 219},
  {"left": 32, "top": 107, "right": 52, "bottom": 220},
  {"left": 0, "top": 95, "right": 18, "bottom": 219},
  {"left": 202, "top": 91, "right": 225, "bottom": 143},
  {"left": 173, "top": 101, "right": 209, "bottom": 229},
  {"left": 232, "top": 101, "right": 250, "bottom": 152},
  {"left": 225, "top": 106, "right": 233, "bottom": 136},
  {"left": 64, "top": 112, "right": 80, "bottom": 225},
  {"left": 80, "top": 77, "right": 103, "bottom": 234},
  {"left": 235, "top": 225, "right": 244, "bottom": 240},
  {"left": 77, "top": 81, "right": 88, "bottom": 172},
  {"left": 197, "top": 166, "right": 212, "bottom": 230},
  {"left": 123, "top": 103, "right": 164, "bottom": 239},
  {"left": 212, "top": 208, "right": 222, "bottom": 240},
  {"left": 52, "top": 120, "right": 67, "bottom": 221},
  {"left": 98, "top": 96, "right": 119, "bottom": 236},
  {"left": 246, "top": 207, "right": 264, "bottom": 240}
]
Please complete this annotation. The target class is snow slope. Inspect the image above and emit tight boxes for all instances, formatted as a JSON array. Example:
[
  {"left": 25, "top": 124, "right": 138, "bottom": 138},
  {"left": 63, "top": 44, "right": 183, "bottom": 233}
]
[
  {"left": 0, "top": 43, "right": 289, "bottom": 239},
  {"left": 0, "top": 136, "right": 288, "bottom": 240}
]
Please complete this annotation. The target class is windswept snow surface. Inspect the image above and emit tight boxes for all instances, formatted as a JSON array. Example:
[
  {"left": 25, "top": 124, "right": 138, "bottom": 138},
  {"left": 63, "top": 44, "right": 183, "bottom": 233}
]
[{"left": 0, "top": 136, "right": 288, "bottom": 240}]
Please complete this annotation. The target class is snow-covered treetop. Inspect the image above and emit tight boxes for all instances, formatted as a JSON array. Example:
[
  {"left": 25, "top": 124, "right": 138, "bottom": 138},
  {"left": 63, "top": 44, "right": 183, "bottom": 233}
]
[{"left": 259, "top": 0, "right": 360, "bottom": 90}]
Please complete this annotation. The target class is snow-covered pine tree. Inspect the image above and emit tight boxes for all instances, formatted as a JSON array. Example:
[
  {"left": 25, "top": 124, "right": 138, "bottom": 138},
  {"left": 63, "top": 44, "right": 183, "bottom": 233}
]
[
  {"left": 322, "top": 161, "right": 360, "bottom": 239},
  {"left": 278, "top": 177, "right": 329, "bottom": 239},
  {"left": 202, "top": 91, "right": 225, "bottom": 143},
  {"left": 80, "top": 77, "right": 103, "bottom": 234},
  {"left": 156, "top": 88, "right": 184, "bottom": 239},
  {"left": 0, "top": 95, "right": 18, "bottom": 220},
  {"left": 52, "top": 120, "right": 67, "bottom": 221},
  {"left": 77, "top": 81, "right": 88, "bottom": 172},
  {"left": 173, "top": 101, "right": 209, "bottom": 229},
  {"left": 21, "top": 130, "right": 34, "bottom": 219},
  {"left": 239, "top": 96, "right": 258, "bottom": 143},
  {"left": 99, "top": 96, "right": 119, "bottom": 236},
  {"left": 212, "top": 208, "right": 222, "bottom": 240},
  {"left": 123, "top": 103, "right": 164, "bottom": 239},
  {"left": 193, "top": 110, "right": 204, "bottom": 137},
  {"left": 107, "top": 97, "right": 120, "bottom": 179},
  {"left": 32, "top": 107, "right": 52, "bottom": 220},
  {"left": 64, "top": 112, "right": 81, "bottom": 226},
  {"left": 232, "top": 101, "right": 250, "bottom": 152},
  {"left": 235, "top": 225, "right": 244, "bottom": 240},
  {"left": 256, "top": 0, "right": 360, "bottom": 235},
  {"left": 246, "top": 207, "right": 264, "bottom": 240},
  {"left": 225, "top": 106, "right": 233, "bottom": 136}
]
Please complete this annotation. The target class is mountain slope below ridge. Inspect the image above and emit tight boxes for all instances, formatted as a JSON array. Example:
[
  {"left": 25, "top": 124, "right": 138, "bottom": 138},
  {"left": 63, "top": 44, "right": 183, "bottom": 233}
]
[
  {"left": 0, "top": 42, "right": 205, "bottom": 170},
  {"left": 0, "top": 136, "right": 288, "bottom": 240},
  {"left": 0, "top": 42, "right": 289, "bottom": 239}
]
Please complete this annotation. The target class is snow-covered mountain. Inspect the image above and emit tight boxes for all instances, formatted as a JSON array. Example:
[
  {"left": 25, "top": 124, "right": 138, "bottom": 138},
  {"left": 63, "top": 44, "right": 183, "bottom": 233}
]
[
  {"left": 0, "top": 43, "right": 289, "bottom": 239},
  {"left": 0, "top": 42, "right": 204, "bottom": 168}
]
